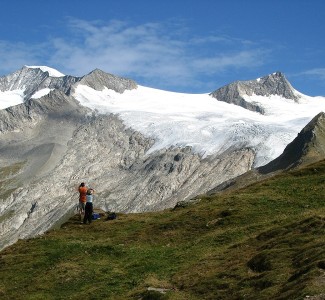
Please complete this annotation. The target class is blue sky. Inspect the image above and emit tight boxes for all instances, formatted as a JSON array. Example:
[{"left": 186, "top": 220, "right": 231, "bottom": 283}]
[{"left": 0, "top": 0, "right": 324, "bottom": 95}]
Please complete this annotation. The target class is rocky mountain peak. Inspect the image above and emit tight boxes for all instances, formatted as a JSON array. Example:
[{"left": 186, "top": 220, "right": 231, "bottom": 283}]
[
  {"left": 77, "top": 69, "right": 138, "bottom": 93},
  {"left": 209, "top": 71, "right": 300, "bottom": 114},
  {"left": 255, "top": 71, "right": 298, "bottom": 99},
  {"left": 0, "top": 66, "right": 49, "bottom": 95},
  {"left": 0, "top": 67, "right": 138, "bottom": 102},
  {"left": 0, "top": 66, "right": 79, "bottom": 100}
]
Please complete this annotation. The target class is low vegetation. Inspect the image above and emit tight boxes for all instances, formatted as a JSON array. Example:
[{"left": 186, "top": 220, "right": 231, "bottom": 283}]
[
  {"left": 1, "top": 160, "right": 325, "bottom": 299},
  {"left": 0, "top": 161, "right": 25, "bottom": 201}
]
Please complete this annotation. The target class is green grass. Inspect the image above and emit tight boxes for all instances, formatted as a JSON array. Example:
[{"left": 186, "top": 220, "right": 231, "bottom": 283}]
[
  {"left": 1, "top": 160, "right": 325, "bottom": 299},
  {"left": 0, "top": 161, "right": 25, "bottom": 201}
]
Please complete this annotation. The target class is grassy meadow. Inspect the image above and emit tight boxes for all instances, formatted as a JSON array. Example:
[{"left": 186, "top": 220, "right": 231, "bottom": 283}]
[{"left": 0, "top": 160, "right": 325, "bottom": 299}]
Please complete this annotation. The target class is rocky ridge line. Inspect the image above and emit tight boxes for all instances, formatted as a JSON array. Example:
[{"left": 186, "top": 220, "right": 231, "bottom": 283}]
[{"left": 0, "top": 66, "right": 137, "bottom": 101}]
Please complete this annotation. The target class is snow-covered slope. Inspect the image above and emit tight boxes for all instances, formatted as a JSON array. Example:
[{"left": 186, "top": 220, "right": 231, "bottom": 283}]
[
  {"left": 0, "top": 66, "right": 324, "bottom": 167},
  {"left": 74, "top": 83, "right": 325, "bottom": 167}
]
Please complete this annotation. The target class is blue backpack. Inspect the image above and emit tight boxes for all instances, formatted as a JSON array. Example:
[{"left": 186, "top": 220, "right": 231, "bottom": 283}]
[{"left": 92, "top": 213, "right": 100, "bottom": 220}]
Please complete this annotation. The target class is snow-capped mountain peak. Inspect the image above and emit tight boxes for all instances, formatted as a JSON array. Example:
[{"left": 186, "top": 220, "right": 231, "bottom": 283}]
[
  {"left": 0, "top": 66, "right": 78, "bottom": 105},
  {"left": 24, "top": 65, "right": 65, "bottom": 77},
  {"left": 210, "top": 71, "right": 301, "bottom": 114}
]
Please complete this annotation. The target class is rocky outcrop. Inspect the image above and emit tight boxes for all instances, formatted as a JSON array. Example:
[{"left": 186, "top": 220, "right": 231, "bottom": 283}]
[
  {"left": 259, "top": 112, "right": 325, "bottom": 173},
  {"left": 0, "top": 66, "right": 78, "bottom": 99},
  {"left": 210, "top": 72, "right": 300, "bottom": 114},
  {"left": 0, "top": 90, "right": 88, "bottom": 133}
]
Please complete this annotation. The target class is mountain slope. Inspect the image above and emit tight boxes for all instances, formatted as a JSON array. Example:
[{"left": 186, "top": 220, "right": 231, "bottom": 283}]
[
  {"left": 259, "top": 112, "right": 325, "bottom": 173},
  {"left": 208, "top": 112, "right": 325, "bottom": 194},
  {"left": 0, "top": 89, "right": 254, "bottom": 250},
  {"left": 1, "top": 159, "right": 325, "bottom": 299}
]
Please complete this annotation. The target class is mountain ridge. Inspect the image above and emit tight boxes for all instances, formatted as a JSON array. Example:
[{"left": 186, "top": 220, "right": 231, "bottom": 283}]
[{"left": 0, "top": 66, "right": 138, "bottom": 102}]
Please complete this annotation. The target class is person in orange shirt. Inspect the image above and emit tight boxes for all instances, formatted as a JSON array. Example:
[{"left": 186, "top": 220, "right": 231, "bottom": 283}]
[{"left": 78, "top": 182, "right": 88, "bottom": 222}]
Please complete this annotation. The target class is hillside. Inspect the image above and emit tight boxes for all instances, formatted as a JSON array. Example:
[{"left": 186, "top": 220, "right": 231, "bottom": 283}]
[{"left": 1, "top": 159, "right": 325, "bottom": 299}]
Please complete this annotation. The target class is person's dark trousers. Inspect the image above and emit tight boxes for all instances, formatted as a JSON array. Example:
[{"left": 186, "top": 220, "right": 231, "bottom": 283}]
[{"left": 83, "top": 202, "right": 93, "bottom": 224}]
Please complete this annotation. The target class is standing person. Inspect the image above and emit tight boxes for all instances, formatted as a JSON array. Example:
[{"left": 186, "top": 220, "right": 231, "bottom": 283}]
[
  {"left": 83, "top": 188, "right": 94, "bottom": 224},
  {"left": 78, "top": 182, "right": 87, "bottom": 222}
]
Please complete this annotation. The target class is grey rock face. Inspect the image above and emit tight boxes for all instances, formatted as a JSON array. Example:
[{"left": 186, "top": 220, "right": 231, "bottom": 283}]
[
  {"left": 77, "top": 69, "right": 137, "bottom": 93},
  {"left": 0, "top": 66, "right": 50, "bottom": 100},
  {"left": 210, "top": 72, "right": 300, "bottom": 114}
]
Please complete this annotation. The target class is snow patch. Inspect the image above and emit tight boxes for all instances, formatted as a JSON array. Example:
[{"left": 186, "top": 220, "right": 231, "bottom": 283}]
[
  {"left": 0, "top": 89, "right": 24, "bottom": 109},
  {"left": 31, "top": 88, "right": 53, "bottom": 99}
]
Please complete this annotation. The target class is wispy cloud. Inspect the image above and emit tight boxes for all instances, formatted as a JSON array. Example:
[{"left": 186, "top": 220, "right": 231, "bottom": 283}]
[
  {"left": 191, "top": 49, "right": 268, "bottom": 73},
  {"left": 0, "top": 41, "right": 41, "bottom": 75},
  {"left": 298, "top": 68, "right": 325, "bottom": 81},
  {"left": 0, "top": 19, "right": 270, "bottom": 91},
  {"left": 49, "top": 19, "right": 270, "bottom": 90}
]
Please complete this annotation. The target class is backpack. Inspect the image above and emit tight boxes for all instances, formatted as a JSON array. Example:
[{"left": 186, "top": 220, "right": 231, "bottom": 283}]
[
  {"left": 92, "top": 213, "right": 100, "bottom": 220},
  {"left": 107, "top": 212, "right": 117, "bottom": 220}
]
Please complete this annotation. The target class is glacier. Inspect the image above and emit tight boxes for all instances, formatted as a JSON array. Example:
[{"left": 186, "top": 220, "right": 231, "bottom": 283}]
[{"left": 73, "top": 84, "right": 325, "bottom": 167}]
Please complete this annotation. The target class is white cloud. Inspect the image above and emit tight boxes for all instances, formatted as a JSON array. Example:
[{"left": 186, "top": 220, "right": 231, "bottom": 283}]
[
  {"left": 191, "top": 49, "right": 268, "bottom": 73},
  {"left": 0, "top": 41, "right": 41, "bottom": 75},
  {"left": 299, "top": 68, "right": 325, "bottom": 80},
  {"left": 49, "top": 20, "right": 188, "bottom": 77},
  {"left": 48, "top": 19, "right": 269, "bottom": 89},
  {"left": 0, "top": 19, "right": 269, "bottom": 91}
]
